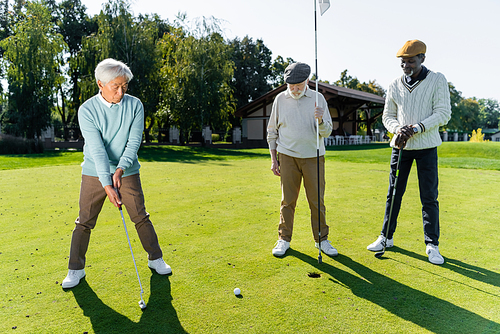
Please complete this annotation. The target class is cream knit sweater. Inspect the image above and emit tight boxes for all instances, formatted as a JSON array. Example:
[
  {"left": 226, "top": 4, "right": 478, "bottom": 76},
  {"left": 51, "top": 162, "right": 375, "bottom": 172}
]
[
  {"left": 267, "top": 88, "right": 333, "bottom": 158},
  {"left": 383, "top": 70, "right": 452, "bottom": 150}
]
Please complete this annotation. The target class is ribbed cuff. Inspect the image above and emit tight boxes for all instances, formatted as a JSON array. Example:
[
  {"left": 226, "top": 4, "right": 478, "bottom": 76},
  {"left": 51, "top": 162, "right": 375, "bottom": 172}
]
[{"left": 418, "top": 122, "right": 425, "bottom": 133}]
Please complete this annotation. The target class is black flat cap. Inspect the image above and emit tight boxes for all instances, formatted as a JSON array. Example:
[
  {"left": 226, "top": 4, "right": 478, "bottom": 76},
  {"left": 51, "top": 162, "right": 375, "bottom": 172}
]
[{"left": 284, "top": 62, "right": 311, "bottom": 84}]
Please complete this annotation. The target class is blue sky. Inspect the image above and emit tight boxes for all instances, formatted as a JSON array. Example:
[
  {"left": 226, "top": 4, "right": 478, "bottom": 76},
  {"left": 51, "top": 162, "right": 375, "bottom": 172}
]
[{"left": 82, "top": 0, "right": 500, "bottom": 103}]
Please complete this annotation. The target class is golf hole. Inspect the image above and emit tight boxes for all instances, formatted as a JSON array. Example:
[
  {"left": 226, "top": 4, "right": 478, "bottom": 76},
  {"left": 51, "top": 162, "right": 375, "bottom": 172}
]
[{"left": 307, "top": 272, "right": 321, "bottom": 278}]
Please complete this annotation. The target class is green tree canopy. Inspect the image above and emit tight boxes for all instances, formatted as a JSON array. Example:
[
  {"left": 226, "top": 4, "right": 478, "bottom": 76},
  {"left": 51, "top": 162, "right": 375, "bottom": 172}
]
[
  {"left": 270, "top": 55, "right": 295, "bottom": 88},
  {"left": 230, "top": 36, "right": 273, "bottom": 108},
  {"left": 0, "top": 0, "right": 67, "bottom": 143},
  {"left": 53, "top": 0, "right": 97, "bottom": 139},
  {"left": 454, "top": 98, "right": 481, "bottom": 132},
  {"left": 159, "top": 16, "right": 235, "bottom": 144},
  {"left": 478, "top": 98, "right": 500, "bottom": 130},
  {"left": 77, "top": 0, "right": 166, "bottom": 142},
  {"left": 334, "top": 70, "right": 385, "bottom": 97}
]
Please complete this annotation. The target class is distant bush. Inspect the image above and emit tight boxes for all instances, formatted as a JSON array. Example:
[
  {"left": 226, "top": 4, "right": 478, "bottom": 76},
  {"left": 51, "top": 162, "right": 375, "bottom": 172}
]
[
  {"left": 212, "top": 133, "right": 220, "bottom": 142},
  {"left": 0, "top": 134, "right": 44, "bottom": 154},
  {"left": 469, "top": 128, "right": 486, "bottom": 142}
]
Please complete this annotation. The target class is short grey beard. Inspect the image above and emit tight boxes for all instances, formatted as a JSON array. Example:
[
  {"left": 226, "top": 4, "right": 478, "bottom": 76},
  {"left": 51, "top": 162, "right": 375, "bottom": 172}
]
[{"left": 288, "top": 86, "right": 306, "bottom": 100}]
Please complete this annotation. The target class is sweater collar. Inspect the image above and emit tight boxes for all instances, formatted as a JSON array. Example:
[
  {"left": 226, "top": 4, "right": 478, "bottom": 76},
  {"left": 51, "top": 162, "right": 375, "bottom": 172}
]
[
  {"left": 97, "top": 92, "right": 124, "bottom": 108},
  {"left": 405, "top": 65, "right": 429, "bottom": 85}
]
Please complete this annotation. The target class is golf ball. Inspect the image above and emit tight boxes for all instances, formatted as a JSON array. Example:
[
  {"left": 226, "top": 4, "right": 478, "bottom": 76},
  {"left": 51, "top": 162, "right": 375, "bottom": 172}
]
[{"left": 234, "top": 288, "right": 241, "bottom": 295}]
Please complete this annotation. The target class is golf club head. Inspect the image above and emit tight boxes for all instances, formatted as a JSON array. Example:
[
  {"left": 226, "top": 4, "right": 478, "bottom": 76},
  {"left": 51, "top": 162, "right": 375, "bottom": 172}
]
[
  {"left": 374, "top": 251, "right": 385, "bottom": 258},
  {"left": 139, "top": 300, "right": 147, "bottom": 310},
  {"left": 318, "top": 254, "right": 322, "bottom": 264}
]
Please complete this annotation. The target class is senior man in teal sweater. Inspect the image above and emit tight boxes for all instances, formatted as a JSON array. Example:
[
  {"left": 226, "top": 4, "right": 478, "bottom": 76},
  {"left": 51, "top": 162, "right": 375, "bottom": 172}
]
[{"left": 62, "top": 59, "right": 170, "bottom": 288}]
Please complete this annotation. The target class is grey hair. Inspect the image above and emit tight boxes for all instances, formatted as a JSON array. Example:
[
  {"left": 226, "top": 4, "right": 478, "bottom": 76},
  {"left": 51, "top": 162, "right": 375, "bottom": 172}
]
[{"left": 95, "top": 58, "right": 133, "bottom": 85}]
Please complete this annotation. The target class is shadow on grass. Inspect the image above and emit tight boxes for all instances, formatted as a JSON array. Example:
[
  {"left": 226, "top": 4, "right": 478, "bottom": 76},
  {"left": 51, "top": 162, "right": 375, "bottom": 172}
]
[
  {"left": 138, "top": 146, "right": 268, "bottom": 163},
  {"left": 69, "top": 273, "right": 187, "bottom": 333},
  {"left": 288, "top": 249, "right": 500, "bottom": 334},
  {"left": 393, "top": 247, "right": 500, "bottom": 293}
]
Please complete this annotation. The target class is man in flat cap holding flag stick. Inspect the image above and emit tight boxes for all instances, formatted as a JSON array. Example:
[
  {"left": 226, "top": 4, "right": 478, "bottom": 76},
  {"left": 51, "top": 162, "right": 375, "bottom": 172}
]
[
  {"left": 367, "top": 40, "right": 451, "bottom": 265},
  {"left": 267, "top": 62, "right": 337, "bottom": 258}
]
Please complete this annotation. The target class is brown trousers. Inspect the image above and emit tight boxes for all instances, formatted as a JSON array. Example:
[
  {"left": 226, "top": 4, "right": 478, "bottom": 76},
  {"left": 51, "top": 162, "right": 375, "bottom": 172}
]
[
  {"left": 68, "top": 174, "right": 162, "bottom": 270},
  {"left": 278, "top": 153, "right": 329, "bottom": 243}
]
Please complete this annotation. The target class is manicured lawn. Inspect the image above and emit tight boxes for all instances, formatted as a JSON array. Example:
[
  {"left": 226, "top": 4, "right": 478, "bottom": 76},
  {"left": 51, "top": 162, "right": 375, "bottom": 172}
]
[{"left": 1, "top": 142, "right": 499, "bottom": 333}]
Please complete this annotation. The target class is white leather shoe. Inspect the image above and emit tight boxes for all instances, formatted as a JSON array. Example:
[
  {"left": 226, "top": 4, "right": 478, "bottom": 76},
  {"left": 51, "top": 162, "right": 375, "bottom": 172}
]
[
  {"left": 315, "top": 240, "right": 338, "bottom": 256},
  {"left": 426, "top": 244, "right": 444, "bottom": 265},
  {"left": 148, "top": 258, "right": 172, "bottom": 275},
  {"left": 272, "top": 240, "right": 290, "bottom": 257},
  {"left": 62, "top": 269, "right": 86, "bottom": 288},
  {"left": 367, "top": 235, "right": 394, "bottom": 252}
]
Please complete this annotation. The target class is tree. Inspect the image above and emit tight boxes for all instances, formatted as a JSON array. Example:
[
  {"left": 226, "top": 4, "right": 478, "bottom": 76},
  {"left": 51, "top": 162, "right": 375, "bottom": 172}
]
[
  {"left": 159, "top": 16, "right": 235, "bottom": 144},
  {"left": 0, "top": 0, "right": 10, "bottom": 48},
  {"left": 334, "top": 70, "right": 385, "bottom": 97},
  {"left": 455, "top": 98, "right": 481, "bottom": 132},
  {"left": 0, "top": 0, "right": 67, "bottom": 144},
  {"left": 230, "top": 36, "right": 273, "bottom": 109},
  {"left": 446, "top": 83, "right": 463, "bottom": 131},
  {"left": 77, "top": 0, "right": 166, "bottom": 142},
  {"left": 270, "top": 55, "right": 295, "bottom": 88},
  {"left": 478, "top": 98, "right": 500, "bottom": 130},
  {"left": 55, "top": 0, "right": 97, "bottom": 139}
]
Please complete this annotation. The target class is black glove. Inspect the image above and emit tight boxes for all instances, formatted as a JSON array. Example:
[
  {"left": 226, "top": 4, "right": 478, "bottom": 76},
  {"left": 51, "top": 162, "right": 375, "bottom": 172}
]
[
  {"left": 395, "top": 125, "right": 414, "bottom": 149},
  {"left": 394, "top": 133, "right": 407, "bottom": 149}
]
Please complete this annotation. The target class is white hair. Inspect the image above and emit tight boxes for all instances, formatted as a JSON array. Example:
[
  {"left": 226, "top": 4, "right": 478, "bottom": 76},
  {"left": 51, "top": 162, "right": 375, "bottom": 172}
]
[{"left": 95, "top": 58, "right": 133, "bottom": 86}]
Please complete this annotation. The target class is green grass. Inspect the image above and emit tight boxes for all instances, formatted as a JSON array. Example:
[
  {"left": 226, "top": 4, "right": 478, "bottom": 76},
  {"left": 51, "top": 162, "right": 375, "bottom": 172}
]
[{"left": 1, "top": 142, "right": 500, "bottom": 333}]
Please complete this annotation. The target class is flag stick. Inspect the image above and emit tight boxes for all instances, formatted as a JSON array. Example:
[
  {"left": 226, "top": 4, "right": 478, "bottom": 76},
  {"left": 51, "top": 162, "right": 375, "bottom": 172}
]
[{"left": 314, "top": 0, "right": 322, "bottom": 265}]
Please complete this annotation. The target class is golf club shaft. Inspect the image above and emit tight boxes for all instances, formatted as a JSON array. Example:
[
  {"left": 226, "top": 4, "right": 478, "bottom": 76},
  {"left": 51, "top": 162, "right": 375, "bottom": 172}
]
[
  {"left": 381, "top": 149, "right": 403, "bottom": 254},
  {"left": 120, "top": 207, "right": 144, "bottom": 298}
]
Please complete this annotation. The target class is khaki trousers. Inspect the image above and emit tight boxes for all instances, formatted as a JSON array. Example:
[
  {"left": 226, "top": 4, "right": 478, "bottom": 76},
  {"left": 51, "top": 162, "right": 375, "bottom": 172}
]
[
  {"left": 68, "top": 174, "right": 162, "bottom": 270},
  {"left": 278, "top": 153, "right": 329, "bottom": 243}
]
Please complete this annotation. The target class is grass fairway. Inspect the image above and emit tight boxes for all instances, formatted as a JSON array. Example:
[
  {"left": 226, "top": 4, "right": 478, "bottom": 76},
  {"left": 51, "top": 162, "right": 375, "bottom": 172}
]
[{"left": 1, "top": 142, "right": 500, "bottom": 333}]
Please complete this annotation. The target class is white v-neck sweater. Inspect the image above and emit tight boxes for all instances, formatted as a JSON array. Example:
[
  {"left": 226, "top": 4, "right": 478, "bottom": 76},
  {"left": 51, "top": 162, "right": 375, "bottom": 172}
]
[{"left": 383, "top": 70, "right": 451, "bottom": 150}]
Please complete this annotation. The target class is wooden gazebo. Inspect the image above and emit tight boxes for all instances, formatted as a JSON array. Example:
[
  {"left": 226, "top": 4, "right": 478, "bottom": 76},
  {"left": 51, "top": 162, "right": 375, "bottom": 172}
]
[{"left": 234, "top": 81, "right": 385, "bottom": 148}]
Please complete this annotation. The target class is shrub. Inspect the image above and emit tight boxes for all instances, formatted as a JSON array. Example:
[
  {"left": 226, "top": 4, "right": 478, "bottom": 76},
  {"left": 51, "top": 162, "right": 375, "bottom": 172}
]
[
  {"left": 469, "top": 128, "right": 486, "bottom": 142},
  {"left": 0, "top": 134, "right": 44, "bottom": 154}
]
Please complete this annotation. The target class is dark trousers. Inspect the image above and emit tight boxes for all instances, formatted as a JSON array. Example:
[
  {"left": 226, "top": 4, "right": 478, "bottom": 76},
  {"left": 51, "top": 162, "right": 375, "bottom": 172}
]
[
  {"left": 68, "top": 174, "right": 163, "bottom": 270},
  {"left": 381, "top": 147, "right": 440, "bottom": 245}
]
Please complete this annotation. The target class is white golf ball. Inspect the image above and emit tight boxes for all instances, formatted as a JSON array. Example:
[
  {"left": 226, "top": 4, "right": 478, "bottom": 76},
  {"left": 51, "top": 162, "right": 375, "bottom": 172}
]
[{"left": 233, "top": 288, "right": 241, "bottom": 295}]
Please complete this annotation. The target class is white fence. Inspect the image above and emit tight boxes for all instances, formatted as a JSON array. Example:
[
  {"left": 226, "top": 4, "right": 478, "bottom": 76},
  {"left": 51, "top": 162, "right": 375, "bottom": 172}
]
[{"left": 324, "top": 135, "right": 378, "bottom": 146}]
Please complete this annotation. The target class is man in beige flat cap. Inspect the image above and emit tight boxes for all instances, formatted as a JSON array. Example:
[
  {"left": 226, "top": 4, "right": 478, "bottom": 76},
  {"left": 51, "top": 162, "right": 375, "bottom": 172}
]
[
  {"left": 267, "top": 62, "right": 337, "bottom": 258},
  {"left": 367, "top": 40, "right": 451, "bottom": 265}
]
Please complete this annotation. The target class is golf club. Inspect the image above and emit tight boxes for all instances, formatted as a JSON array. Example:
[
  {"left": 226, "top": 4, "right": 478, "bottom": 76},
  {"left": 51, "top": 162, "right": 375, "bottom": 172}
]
[
  {"left": 115, "top": 188, "right": 147, "bottom": 310},
  {"left": 375, "top": 149, "right": 403, "bottom": 259}
]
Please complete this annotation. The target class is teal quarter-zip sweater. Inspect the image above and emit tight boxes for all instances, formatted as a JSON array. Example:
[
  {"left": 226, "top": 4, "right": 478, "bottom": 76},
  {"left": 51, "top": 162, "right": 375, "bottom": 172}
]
[{"left": 78, "top": 93, "right": 143, "bottom": 188}]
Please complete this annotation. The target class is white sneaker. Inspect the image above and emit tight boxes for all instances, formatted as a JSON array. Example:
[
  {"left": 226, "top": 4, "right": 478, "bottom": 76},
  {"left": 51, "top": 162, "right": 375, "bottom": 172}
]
[
  {"left": 62, "top": 269, "right": 86, "bottom": 289},
  {"left": 148, "top": 258, "right": 172, "bottom": 275},
  {"left": 426, "top": 244, "right": 444, "bottom": 265},
  {"left": 272, "top": 240, "right": 290, "bottom": 257},
  {"left": 315, "top": 240, "right": 338, "bottom": 256},
  {"left": 367, "top": 235, "right": 394, "bottom": 252}
]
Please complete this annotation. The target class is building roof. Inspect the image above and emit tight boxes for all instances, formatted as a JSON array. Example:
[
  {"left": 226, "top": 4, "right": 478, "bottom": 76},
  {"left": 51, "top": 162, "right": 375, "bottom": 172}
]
[{"left": 235, "top": 81, "right": 385, "bottom": 118}]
